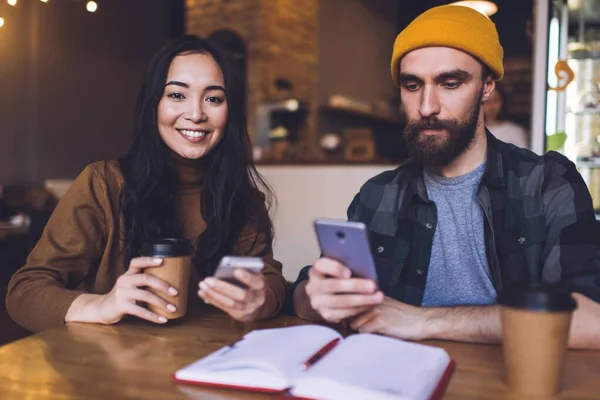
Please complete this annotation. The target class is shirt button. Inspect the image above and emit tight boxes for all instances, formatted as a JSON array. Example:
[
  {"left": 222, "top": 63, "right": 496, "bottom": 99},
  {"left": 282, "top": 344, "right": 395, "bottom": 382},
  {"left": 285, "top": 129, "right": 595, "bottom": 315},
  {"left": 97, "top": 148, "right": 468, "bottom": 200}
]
[
  {"left": 518, "top": 237, "right": 526, "bottom": 245},
  {"left": 425, "top": 222, "right": 434, "bottom": 229},
  {"left": 377, "top": 246, "right": 384, "bottom": 253},
  {"left": 417, "top": 269, "right": 424, "bottom": 275}
]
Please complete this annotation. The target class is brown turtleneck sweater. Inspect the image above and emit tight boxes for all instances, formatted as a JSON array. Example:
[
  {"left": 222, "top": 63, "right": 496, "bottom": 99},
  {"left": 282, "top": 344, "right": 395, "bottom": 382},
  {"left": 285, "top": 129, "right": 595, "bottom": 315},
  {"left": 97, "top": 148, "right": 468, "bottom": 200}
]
[{"left": 6, "top": 158, "right": 287, "bottom": 333}]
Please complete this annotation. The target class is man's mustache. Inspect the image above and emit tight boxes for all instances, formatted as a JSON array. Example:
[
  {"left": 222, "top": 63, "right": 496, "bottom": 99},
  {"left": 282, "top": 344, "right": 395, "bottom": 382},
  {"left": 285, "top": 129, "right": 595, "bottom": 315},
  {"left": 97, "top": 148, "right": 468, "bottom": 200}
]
[{"left": 406, "top": 118, "right": 456, "bottom": 132}]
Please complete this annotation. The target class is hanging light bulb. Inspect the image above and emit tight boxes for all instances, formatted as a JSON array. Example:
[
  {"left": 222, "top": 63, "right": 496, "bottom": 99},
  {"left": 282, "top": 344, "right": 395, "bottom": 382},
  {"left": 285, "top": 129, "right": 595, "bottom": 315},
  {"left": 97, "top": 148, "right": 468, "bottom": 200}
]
[
  {"left": 8, "top": 0, "right": 17, "bottom": 6},
  {"left": 86, "top": 1, "right": 97, "bottom": 12},
  {"left": 40, "top": 0, "right": 48, "bottom": 3},
  {"left": 452, "top": 1, "right": 498, "bottom": 17},
  {"left": 0, "top": 17, "right": 4, "bottom": 27}
]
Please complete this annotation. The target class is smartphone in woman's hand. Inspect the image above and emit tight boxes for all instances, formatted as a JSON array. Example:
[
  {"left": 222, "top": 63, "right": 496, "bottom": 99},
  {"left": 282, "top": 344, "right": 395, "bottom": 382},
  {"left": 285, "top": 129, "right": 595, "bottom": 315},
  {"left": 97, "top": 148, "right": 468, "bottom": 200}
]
[{"left": 214, "top": 256, "right": 264, "bottom": 287}]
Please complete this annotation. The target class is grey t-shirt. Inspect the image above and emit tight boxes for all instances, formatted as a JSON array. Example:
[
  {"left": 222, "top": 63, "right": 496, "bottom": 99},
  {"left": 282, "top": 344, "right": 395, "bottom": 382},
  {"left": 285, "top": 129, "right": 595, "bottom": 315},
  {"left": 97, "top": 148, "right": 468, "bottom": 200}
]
[{"left": 421, "top": 163, "right": 496, "bottom": 307}]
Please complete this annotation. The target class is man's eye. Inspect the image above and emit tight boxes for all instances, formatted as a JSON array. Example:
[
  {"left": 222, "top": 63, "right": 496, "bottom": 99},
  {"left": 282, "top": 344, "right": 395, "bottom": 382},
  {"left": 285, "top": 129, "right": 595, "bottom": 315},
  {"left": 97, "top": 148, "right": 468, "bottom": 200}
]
[
  {"left": 403, "top": 83, "right": 420, "bottom": 91},
  {"left": 443, "top": 82, "right": 462, "bottom": 89}
]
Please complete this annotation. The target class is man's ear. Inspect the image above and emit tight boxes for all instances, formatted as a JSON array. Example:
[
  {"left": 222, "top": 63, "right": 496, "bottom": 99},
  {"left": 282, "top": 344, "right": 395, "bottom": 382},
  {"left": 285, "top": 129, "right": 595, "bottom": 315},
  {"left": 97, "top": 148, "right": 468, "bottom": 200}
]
[{"left": 481, "top": 77, "right": 496, "bottom": 103}]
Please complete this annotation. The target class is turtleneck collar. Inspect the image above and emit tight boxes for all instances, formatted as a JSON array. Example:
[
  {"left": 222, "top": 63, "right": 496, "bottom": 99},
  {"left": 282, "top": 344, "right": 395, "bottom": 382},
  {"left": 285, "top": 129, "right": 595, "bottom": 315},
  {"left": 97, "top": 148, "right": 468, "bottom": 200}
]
[{"left": 170, "top": 150, "right": 206, "bottom": 186}]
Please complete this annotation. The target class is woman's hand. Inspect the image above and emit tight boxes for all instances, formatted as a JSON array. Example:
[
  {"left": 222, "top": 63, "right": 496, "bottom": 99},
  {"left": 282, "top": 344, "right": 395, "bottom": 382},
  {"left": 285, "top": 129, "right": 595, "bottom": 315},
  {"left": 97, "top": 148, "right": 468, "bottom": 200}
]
[
  {"left": 198, "top": 268, "right": 271, "bottom": 322},
  {"left": 65, "top": 257, "right": 179, "bottom": 325}
]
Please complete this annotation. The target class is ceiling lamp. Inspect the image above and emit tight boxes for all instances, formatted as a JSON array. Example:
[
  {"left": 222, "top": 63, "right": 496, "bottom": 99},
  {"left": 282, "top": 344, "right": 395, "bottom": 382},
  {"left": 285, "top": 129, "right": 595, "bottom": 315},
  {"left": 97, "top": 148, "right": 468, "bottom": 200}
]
[
  {"left": 86, "top": 1, "right": 97, "bottom": 13},
  {"left": 8, "top": 0, "right": 17, "bottom": 6},
  {"left": 451, "top": 1, "right": 498, "bottom": 17},
  {"left": 0, "top": 17, "right": 4, "bottom": 27}
]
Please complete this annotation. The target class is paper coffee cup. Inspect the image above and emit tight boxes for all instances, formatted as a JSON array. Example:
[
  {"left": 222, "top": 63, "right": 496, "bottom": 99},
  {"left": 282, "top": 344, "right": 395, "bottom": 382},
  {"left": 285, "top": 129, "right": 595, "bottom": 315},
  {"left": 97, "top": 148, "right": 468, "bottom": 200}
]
[
  {"left": 498, "top": 286, "right": 577, "bottom": 397},
  {"left": 142, "top": 238, "right": 193, "bottom": 319}
]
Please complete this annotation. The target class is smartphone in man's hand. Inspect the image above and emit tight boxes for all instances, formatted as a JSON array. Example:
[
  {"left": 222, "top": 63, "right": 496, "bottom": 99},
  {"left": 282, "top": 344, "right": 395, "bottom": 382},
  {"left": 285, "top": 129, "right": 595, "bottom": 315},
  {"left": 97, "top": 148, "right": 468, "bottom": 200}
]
[{"left": 313, "top": 219, "right": 378, "bottom": 282}]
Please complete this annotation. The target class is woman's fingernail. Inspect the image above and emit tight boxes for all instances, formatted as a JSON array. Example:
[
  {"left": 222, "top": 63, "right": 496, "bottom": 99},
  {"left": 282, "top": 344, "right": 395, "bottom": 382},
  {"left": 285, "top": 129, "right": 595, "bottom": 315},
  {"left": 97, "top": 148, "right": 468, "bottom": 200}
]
[
  {"left": 167, "top": 304, "right": 177, "bottom": 312},
  {"left": 158, "top": 316, "right": 167, "bottom": 323},
  {"left": 205, "top": 278, "right": 217, "bottom": 287},
  {"left": 153, "top": 258, "right": 163, "bottom": 264},
  {"left": 199, "top": 281, "right": 209, "bottom": 291},
  {"left": 168, "top": 287, "right": 178, "bottom": 296},
  {"left": 343, "top": 269, "right": 351, "bottom": 279}
]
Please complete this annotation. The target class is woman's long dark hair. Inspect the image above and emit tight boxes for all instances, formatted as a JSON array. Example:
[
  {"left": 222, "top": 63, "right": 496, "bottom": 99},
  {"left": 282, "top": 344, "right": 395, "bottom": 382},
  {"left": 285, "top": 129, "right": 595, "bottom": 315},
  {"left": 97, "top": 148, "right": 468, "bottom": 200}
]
[{"left": 119, "top": 35, "right": 272, "bottom": 275}]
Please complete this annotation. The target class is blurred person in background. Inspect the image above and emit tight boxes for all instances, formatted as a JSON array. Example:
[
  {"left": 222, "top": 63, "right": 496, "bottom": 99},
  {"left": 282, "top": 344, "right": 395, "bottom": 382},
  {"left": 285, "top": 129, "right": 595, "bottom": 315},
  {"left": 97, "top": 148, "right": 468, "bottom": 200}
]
[{"left": 483, "top": 84, "right": 528, "bottom": 148}]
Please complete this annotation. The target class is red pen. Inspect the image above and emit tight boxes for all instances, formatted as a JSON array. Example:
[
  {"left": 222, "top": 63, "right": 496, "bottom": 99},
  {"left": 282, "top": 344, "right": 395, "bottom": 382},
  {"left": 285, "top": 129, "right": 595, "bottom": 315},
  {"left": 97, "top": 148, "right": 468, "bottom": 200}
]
[{"left": 299, "top": 338, "right": 340, "bottom": 370}]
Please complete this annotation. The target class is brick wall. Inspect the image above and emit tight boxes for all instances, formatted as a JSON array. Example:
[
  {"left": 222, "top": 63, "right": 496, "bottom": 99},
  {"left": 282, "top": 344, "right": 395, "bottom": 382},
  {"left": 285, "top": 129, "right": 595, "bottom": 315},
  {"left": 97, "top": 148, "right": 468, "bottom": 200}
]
[{"left": 186, "top": 0, "right": 319, "bottom": 149}]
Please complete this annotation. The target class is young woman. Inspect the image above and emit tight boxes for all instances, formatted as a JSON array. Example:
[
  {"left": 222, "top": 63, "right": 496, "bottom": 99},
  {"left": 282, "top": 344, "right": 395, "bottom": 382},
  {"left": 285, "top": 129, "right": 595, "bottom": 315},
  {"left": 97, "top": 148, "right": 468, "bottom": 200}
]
[
  {"left": 483, "top": 84, "right": 529, "bottom": 148},
  {"left": 6, "top": 35, "right": 287, "bottom": 332}
]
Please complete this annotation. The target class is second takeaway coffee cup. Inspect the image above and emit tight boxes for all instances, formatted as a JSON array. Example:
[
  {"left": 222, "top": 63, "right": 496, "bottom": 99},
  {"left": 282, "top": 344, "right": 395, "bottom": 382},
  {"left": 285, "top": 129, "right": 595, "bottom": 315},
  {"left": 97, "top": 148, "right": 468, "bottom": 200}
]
[
  {"left": 141, "top": 238, "right": 193, "bottom": 320},
  {"left": 498, "top": 286, "right": 577, "bottom": 397}
]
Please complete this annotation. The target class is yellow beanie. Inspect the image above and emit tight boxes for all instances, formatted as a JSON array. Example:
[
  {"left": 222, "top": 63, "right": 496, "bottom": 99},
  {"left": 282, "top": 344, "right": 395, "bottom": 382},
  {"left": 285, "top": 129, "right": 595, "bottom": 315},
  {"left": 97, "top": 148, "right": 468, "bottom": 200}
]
[{"left": 391, "top": 5, "right": 504, "bottom": 87}]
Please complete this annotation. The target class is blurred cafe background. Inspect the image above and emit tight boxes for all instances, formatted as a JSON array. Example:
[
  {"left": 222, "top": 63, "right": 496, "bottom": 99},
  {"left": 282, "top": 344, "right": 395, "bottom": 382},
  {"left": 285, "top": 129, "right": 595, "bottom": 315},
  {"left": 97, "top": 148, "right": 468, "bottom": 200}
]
[{"left": 1, "top": 0, "right": 599, "bottom": 345}]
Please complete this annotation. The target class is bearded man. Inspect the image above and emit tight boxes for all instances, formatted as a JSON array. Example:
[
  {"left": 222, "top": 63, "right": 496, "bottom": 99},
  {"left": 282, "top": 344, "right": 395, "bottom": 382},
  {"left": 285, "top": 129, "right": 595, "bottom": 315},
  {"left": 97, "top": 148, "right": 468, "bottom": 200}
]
[{"left": 289, "top": 5, "right": 600, "bottom": 349}]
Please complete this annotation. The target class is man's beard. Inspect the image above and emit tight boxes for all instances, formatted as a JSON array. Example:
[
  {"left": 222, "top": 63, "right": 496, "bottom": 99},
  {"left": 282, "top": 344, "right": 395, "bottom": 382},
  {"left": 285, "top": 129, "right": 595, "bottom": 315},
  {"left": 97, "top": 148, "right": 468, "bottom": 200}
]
[{"left": 403, "top": 96, "right": 482, "bottom": 167}]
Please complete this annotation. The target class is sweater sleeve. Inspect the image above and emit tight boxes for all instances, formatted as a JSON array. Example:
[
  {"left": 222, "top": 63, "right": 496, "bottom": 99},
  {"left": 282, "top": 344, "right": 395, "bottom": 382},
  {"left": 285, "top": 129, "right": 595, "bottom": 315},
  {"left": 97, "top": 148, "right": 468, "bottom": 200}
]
[
  {"left": 6, "top": 164, "right": 110, "bottom": 332},
  {"left": 231, "top": 192, "right": 287, "bottom": 319}
]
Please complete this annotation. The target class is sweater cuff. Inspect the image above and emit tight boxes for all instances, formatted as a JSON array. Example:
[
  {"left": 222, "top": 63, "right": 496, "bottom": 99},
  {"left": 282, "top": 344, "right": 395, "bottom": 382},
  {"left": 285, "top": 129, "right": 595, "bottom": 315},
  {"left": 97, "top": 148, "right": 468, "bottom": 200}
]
[
  {"left": 262, "top": 273, "right": 286, "bottom": 319},
  {"left": 32, "top": 286, "right": 85, "bottom": 332}
]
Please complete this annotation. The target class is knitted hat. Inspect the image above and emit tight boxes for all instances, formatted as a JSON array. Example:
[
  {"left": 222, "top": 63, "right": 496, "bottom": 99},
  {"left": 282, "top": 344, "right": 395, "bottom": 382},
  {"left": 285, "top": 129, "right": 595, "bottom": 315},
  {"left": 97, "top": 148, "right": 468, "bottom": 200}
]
[{"left": 390, "top": 5, "right": 504, "bottom": 86}]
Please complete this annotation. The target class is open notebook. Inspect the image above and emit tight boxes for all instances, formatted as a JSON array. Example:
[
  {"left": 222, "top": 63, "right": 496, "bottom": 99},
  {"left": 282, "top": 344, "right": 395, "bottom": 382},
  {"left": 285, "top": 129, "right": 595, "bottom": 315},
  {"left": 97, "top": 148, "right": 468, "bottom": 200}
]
[{"left": 174, "top": 325, "right": 454, "bottom": 400}]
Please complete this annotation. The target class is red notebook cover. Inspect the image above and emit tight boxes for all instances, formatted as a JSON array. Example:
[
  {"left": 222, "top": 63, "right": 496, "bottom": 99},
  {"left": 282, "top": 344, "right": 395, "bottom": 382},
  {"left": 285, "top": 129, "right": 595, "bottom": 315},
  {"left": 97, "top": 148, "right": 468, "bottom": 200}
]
[{"left": 173, "top": 358, "right": 456, "bottom": 399}]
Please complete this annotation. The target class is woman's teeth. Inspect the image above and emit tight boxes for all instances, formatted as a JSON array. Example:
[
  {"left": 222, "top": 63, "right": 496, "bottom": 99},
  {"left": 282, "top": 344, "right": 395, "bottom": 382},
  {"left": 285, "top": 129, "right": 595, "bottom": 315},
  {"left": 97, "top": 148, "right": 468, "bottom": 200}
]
[{"left": 179, "top": 129, "right": 208, "bottom": 138}]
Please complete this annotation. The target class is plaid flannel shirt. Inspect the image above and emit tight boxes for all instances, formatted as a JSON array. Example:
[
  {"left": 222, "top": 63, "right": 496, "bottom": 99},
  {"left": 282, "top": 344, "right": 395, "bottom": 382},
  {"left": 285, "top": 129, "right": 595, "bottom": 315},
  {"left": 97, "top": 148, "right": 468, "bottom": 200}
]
[{"left": 290, "top": 131, "right": 600, "bottom": 308}]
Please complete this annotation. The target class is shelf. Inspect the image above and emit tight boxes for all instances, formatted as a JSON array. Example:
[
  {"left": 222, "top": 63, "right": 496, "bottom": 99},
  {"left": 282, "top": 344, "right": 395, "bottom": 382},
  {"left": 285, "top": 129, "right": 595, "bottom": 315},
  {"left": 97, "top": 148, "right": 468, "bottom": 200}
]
[
  {"left": 577, "top": 159, "right": 600, "bottom": 169},
  {"left": 320, "top": 104, "right": 404, "bottom": 125},
  {"left": 567, "top": 110, "right": 600, "bottom": 116},
  {"left": 568, "top": 55, "right": 600, "bottom": 61}
]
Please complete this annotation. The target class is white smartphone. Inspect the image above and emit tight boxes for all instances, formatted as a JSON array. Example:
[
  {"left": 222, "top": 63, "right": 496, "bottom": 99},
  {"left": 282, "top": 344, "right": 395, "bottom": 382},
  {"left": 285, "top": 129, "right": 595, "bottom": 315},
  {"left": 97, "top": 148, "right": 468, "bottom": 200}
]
[
  {"left": 314, "top": 218, "right": 378, "bottom": 281},
  {"left": 214, "top": 256, "right": 264, "bottom": 286}
]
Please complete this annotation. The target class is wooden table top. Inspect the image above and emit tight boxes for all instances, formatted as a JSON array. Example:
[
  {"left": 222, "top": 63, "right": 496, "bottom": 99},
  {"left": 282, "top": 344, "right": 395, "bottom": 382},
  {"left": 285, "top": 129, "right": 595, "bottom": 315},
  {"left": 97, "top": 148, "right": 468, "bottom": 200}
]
[{"left": 1, "top": 304, "right": 599, "bottom": 400}]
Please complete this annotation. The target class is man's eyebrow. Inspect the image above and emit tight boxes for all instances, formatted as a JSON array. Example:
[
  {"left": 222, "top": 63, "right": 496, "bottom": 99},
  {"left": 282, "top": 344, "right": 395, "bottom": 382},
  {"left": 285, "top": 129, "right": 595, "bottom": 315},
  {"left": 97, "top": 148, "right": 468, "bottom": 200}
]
[
  {"left": 397, "top": 73, "right": 422, "bottom": 84},
  {"left": 398, "top": 69, "right": 473, "bottom": 85},
  {"left": 434, "top": 69, "right": 472, "bottom": 83}
]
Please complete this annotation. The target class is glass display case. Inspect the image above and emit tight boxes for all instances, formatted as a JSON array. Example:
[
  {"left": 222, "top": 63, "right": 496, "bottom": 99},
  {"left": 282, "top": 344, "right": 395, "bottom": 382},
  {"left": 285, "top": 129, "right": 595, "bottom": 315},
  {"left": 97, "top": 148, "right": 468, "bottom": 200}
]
[{"left": 537, "top": 0, "right": 600, "bottom": 211}]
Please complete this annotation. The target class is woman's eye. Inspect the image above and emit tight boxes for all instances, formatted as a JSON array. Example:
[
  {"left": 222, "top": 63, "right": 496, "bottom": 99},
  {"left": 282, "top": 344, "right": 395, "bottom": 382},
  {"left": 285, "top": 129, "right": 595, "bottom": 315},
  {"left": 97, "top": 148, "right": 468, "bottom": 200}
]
[
  {"left": 206, "top": 96, "right": 224, "bottom": 104},
  {"left": 167, "top": 93, "right": 185, "bottom": 100}
]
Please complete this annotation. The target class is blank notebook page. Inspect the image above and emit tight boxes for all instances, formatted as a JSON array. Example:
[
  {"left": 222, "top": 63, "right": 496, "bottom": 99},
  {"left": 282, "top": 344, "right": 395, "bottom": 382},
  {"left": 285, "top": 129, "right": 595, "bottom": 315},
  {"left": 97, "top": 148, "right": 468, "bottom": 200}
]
[
  {"left": 291, "top": 333, "right": 451, "bottom": 400},
  {"left": 175, "top": 325, "right": 342, "bottom": 388}
]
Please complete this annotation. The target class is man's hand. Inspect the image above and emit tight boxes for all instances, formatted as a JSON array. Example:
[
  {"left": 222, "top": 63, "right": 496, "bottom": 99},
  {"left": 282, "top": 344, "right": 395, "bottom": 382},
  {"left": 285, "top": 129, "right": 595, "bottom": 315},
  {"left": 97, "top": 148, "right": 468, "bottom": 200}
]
[
  {"left": 350, "top": 297, "right": 432, "bottom": 341},
  {"left": 305, "top": 258, "right": 384, "bottom": 323}
]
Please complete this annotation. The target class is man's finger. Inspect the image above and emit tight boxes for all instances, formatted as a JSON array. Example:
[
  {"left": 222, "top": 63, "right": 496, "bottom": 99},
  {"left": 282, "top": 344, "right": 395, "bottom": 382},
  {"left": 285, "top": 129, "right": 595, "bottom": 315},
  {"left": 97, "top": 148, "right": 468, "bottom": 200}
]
[
  {"left": 312, "top": 258, "right": 351, "bottom": 279},
  {"left": 317, "top": 278, "right": 379, "bottom": 295},
  {"left": 312, "top": 292, "right": 383, "bottom": 309},
  {"left": 319, "top": 306, "right": 372, "bottom": 323}
]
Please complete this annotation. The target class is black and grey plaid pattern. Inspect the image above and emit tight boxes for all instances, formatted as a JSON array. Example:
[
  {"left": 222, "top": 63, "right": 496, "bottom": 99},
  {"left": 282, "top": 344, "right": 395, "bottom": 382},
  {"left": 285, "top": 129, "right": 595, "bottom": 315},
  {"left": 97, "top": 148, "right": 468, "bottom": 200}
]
[{"left": 289, "top": 131, "right": 600, "bottom": 308}]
